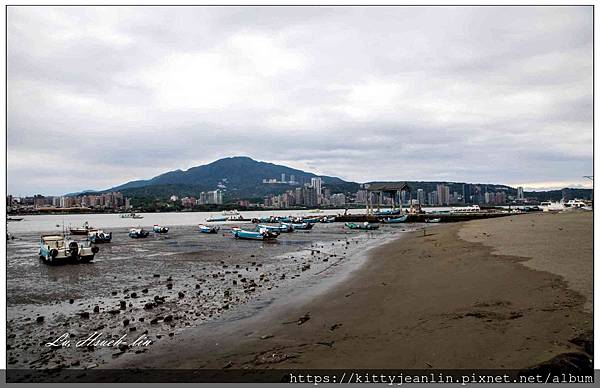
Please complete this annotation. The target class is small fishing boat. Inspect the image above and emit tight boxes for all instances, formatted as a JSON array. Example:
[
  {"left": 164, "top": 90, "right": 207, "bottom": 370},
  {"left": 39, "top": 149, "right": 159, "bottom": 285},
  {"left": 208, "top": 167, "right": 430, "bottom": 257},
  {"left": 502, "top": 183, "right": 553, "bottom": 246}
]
[
  {"left": 319, "top": 216, "right": 335, "bottom": 223},
  {"left": 206, "top": 216, "right": 229, "bottom": 222},
  {"left": 222, "top": 210, "right": 240, "bottom": 216},
  {"left": 345, "top": 222, "right": 379, "bottom": 230},
  {"left": 374, "top": 209, "right": 401, "bottom": 216},
  {"left": 288, "top": 222, "right": 314, "bottom": 230},
  {"left": 303, "top": 217, "right": 320, "bottom": 223},
  {"left": 129, "top": 228, "right": 150, "bottom": 238},
  {"left": 87, "top": 229, "right": 112, "bottom": 243},
  {"left": 199, "top": 224, "right": 220, "bottom": 234},
  {"left": 309, "top": 209, "right": 323, "bottom": 213},
  {"left": 231, "top": 227, "right": 279, "bottom": 240},
  {"left": 120, "top": 213, "right": 143, "bottom": 219},
  {"left": 70, "top": 222, "right": 97, "bottom": 235},
  {"left": 39, "top": 234, "right": 98, "bottom": 264},
  {"left": 383, "top": 215, "right": 408, "bottom": 223},
  {"left": 257, "top": 224, "right": 294, "bottom": 233},
  {"left": 7, "top": 217, "right": 24, "bottom": 222},
  {"left": 425, "top": 218, "right": 441, "bottom": 223},
  {"left": 153, "top": 225, "right": 169, "bottom": 233}
]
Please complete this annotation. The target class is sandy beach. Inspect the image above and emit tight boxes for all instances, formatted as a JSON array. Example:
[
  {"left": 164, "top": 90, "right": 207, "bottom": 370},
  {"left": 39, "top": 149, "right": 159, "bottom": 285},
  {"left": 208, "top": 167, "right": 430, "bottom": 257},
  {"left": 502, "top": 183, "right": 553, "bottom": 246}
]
[{"left": 108, "top": 211, "right": 592, "bottom": 373}]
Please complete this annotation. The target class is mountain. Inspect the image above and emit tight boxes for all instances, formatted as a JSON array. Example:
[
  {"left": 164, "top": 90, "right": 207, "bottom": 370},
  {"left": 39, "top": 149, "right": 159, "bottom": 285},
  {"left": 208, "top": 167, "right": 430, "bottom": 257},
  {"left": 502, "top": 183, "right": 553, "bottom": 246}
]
[
  {"left": 97, "top": 156, "right": 360, "bottom": 200},
  {"left": 75, "top": 156, "right": 592, "bottom": 203}
]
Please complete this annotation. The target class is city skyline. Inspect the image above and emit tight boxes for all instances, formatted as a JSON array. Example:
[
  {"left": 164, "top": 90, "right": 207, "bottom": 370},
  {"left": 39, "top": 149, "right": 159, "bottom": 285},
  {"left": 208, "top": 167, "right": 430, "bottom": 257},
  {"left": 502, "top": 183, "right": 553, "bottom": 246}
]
[{"left": 7, "top": 6, "right": 593, "bottom": 195}]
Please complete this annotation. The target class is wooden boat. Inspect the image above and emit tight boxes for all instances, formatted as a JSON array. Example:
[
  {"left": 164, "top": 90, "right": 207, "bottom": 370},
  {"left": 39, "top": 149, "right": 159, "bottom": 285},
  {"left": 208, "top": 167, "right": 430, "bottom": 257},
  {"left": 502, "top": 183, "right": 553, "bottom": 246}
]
[
  {"left": 87, "top": 230, "right": 112, "bottom": 243},
  {"left": 257, "top": 224, "right": 294, "bottom": 233},
  {"left": 7, "top": 217, "right": 24, "bottom": 222},
  {"left": 39, "top": 234, "right": 98, "bottom": 264},
  {"left": 153, "top": 225, "right": 169, "bottom": 233},
  {"left": 287, "top": 222, "right": 314, "bottom": 230},
  {"left": 70, "top": 222, "right": 97, "bottom": 235},
  {"left": 383, "top": 215, "right": 408, "bottom": 223},
  {"left": 231, "top": 227, "right": 279, "bottom": 240},
  {"left": 199, "top": 224, "right": 220, "bottom": 234},
  {"left": 425, "top": 218, "right": 441, "bottom": 223},
  {"left": 345, "top": 222, "right": 379, "bottom": 230},
  {"left": 129, "top": 228, "right": 150, "bottom": 238}
]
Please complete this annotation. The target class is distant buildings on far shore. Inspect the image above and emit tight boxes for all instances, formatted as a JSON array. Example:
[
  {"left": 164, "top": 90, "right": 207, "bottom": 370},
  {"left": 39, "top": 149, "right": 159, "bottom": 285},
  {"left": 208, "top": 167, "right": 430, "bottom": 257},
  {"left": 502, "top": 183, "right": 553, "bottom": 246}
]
[{"left": 7, "top": 192, "right": 131, "bottom": 212}]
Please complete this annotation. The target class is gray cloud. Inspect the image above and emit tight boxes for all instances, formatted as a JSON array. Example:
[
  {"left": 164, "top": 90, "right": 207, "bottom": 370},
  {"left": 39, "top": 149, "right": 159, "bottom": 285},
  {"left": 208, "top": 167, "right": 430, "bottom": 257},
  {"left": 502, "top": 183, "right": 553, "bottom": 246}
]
[{"left": 7, "top": 6, "right": 593, "bottom": 195}]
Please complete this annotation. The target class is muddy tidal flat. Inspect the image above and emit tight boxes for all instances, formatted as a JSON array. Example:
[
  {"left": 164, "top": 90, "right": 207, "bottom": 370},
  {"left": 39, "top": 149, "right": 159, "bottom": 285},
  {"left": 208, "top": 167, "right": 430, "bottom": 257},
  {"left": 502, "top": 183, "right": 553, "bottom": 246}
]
[{"left": 6, "top": 220, "right": 416, "bottom": 371}]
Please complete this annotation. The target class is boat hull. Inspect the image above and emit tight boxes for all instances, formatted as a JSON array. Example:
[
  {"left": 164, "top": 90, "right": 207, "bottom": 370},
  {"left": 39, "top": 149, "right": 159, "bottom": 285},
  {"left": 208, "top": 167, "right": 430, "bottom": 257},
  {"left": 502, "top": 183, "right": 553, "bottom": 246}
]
[{"left": 382, "top": 215, "right": 408, "bottom": 223}]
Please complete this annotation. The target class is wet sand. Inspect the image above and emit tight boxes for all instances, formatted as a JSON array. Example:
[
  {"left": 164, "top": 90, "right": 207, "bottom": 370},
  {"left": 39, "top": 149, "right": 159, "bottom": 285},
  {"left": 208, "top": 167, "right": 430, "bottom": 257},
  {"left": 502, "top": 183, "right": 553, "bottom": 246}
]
[
  {"left": 7, "top": 222, "right": 415, "bottom": 370},
  {"left": 111, "top": 212, "right": 592, "bottom": 371}
]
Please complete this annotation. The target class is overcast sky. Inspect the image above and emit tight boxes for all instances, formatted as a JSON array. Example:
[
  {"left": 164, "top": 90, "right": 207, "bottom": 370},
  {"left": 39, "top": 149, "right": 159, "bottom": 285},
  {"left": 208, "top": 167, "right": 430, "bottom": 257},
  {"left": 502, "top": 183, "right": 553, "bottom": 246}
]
[{"left": 7, "top": 6, "right": 593, "bottom": 196}]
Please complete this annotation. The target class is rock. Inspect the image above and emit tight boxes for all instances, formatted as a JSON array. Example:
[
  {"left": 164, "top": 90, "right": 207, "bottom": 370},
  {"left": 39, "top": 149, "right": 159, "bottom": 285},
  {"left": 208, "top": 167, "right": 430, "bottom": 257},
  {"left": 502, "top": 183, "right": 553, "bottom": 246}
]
[
  {"left": 111, "top": 291, "right": 118, "bottom": 295},
  {"left": 123, "top": 319, "right": 130, "bottom": 326},
  {"left": 163, "top": 315, "right": 173, "bottom": 322},
  {"left": 130, "top": 292, "right": 138, "bottom": 298},
  {"left": 79, "top": 312, "right": 90, "bottom": 319},
  {"left": 129, "top": 326, "right": 137, "bottom": 332},
  {"left": 93, "top": 306, "right": 100, "bottom": 313},
  {"left": 150, "top": 318, "right": 159, "bottom": 325},
  {"left": 120, "top": 301, "right": 127, "bottom": 310},
  {"left": 69, "top": 299, "right": 74, "bottom": 304},
  {"left": 153, "top": 274, "right": 160, "bottom": 278},
  {"left": 36, "top": 316, "right": 44, "bottom": 323},
  {"left": 144, "top": 303, "right": 154, "bottom": 310},
  {"left": 142, "top": 288, "right": 148, "bottom": 293},
  {"left": 178, "top": 291, "right": 185, "bottom": 298},
  {"left": 167, "top": 283, "right": 173, "bottom": 290}
]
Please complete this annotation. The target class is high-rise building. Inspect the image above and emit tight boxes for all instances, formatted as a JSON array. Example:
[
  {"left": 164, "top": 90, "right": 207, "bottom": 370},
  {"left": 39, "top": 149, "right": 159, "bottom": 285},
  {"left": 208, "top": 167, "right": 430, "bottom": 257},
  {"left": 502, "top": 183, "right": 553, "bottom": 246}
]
[
  {"left": 281, "top": 173, "right": 286, "bottom": 183},
  {"left": 427, "top": 191, "right": 438, "bottom": 206},
  {"left": 290, "top": 175, "right": 296, "bottom": 184},
  {"left": 436, "top": 184, "right": 450, "bottom": 206},
  {"left": 463, "top": 184, "right": 471, "bottom": 204},
  {"left": 416, "top": 189, "right": 425, "bottom": 205},
  {"left": 310, "top": 177, "right": 322, "bottom": 196},
  {"left": 517, "top": 187, "right": 524, "bottom": 201}
]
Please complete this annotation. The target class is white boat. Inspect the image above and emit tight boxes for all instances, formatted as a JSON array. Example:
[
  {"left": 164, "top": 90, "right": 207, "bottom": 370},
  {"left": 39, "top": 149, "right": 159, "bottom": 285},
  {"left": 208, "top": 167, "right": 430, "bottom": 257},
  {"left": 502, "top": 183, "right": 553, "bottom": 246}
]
[
  {"left": 539, "top": 200, "right": 565, "bottom": 212},
  {"left": 565, "top": 199, "right": 588, "bottom": 208},
  {"left": 39, "top": 235, "right": 98, "bottom": 264},
  {"left": 451, "top": 205, "right": 481, "bottom": 213},
  {"left": 222, "top": 210, "right": 240, "bottom": 216},
  {"left": 120, "top": 212, "right": 143, "bottom": 219}
]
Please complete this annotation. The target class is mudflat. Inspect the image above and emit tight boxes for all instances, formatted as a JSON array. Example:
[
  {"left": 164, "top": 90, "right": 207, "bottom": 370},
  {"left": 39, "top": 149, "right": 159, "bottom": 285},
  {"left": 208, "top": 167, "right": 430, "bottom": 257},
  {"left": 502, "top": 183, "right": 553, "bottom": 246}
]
[{"left": 113, "top": 211, "right": 592, "bottom": 370}]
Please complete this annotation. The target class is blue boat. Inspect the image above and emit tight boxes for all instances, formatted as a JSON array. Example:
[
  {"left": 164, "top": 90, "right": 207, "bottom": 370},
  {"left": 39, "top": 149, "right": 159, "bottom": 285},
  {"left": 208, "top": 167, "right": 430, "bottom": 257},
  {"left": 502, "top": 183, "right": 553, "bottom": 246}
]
[
  {"left": 199, "top": 224, "right": 220, "bottom": 234},
  {"left": 87, "top": 230, "right": 112, "bottom": 243},
  {"left": 231, "top": 227, "right": 279, "bottom": 240},
  {"left": 374, "top": 209, "right": 402, "bottom": 216},
  {"left": 303, "top": 218, "right": 320, "bottom": 223},
  {"left": 129, "top": 228, "right": 150, "bottom": 238},
  {"left": 153, "top": 225, "right": 169, "bottom": 233},
  {"left": 382, "top": 215, "right": 408, "bottom": 223},
  {"left": 287, "top": 222, "right": 314, "bottom": 230},
  {"left": 257, "top": 224, "right": 294, "bottom": 233},
  {"left": 345, "top": 222, "right": 379, "bottom": 230}
]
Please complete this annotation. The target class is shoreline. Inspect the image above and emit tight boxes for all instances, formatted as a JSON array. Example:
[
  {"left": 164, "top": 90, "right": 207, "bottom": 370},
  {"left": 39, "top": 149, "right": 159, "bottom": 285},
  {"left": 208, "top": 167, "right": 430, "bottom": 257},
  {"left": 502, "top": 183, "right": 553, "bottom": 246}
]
[{"left": 109, "top": 213, "right": 592, "bottom": 372}]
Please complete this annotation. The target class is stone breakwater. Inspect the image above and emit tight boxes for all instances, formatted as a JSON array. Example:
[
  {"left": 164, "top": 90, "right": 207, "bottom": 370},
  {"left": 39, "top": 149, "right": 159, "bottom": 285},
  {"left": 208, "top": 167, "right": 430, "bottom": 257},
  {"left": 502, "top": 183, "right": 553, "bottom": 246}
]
[{"left": 6, "top": 223, "right": 417, "bottom": 370}]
